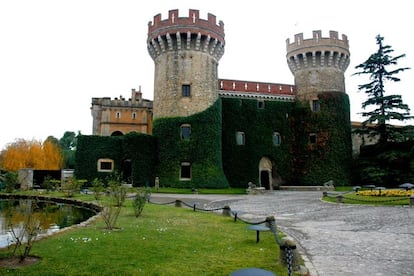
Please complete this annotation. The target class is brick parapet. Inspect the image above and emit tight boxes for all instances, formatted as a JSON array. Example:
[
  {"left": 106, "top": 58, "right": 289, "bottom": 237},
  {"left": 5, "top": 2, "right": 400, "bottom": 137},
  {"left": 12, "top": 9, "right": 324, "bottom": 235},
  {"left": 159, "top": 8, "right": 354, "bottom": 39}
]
[{"left": 218, "top": 79, "right": 295, "bottom": 96}]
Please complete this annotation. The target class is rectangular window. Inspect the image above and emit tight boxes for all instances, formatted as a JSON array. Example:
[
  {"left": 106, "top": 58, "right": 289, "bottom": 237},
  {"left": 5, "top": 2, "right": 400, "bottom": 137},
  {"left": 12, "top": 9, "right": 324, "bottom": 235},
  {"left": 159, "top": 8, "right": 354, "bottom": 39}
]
[
  {"left": 180, "top": 162, "right": 191, "bottom": 180},
  {"left": 273, "top": 132, "right": 281, "bottom": 145},
  {"left": 236, "top": 131, "right": 245, "bottom": 145},
  {"left": 181, "top": 124, "right": 191, "bottom": 140},
  {"left": 257, "top": 100, "right": 265, "bottom": 109},
  {"left": 182, "top": 84, "right": 191, "bottom": 97},
  {"left": 312, "top": 100, "right": 319, "bottom": 112},
  {"left": 97, "top": 158, "right": 114, "bottom": 172},
  {"left": 309, "top": 133, "right": 317, "bottom": 144}
]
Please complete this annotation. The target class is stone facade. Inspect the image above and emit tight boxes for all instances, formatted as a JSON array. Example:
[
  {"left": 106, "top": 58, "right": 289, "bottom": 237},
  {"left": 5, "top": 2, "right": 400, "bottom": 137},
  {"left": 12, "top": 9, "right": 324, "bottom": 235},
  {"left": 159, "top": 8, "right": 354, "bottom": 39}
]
[{"left": 91, "top": 88, "right": 153, "bottom": 136}]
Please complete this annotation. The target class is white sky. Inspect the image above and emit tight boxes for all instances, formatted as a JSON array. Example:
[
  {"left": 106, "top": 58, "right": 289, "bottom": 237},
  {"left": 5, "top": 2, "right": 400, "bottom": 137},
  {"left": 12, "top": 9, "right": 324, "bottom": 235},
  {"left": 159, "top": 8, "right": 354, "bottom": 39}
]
[{"left": 1, "top": 0, "right": 413, "bottom": 150}]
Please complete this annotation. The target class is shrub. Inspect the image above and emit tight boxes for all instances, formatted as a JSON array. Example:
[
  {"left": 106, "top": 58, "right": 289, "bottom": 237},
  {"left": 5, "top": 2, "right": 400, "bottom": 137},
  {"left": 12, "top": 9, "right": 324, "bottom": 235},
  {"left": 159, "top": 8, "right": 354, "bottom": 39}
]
[{"left": 132, "top": 188, "right": 151, "bottom": 217}]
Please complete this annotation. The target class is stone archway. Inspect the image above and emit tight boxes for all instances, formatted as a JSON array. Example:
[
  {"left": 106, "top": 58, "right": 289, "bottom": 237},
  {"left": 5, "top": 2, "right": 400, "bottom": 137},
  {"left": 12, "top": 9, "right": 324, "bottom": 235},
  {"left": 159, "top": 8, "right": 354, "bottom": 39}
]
[{"left": 259, "top": 157, "right": 273, "bottom": 190}]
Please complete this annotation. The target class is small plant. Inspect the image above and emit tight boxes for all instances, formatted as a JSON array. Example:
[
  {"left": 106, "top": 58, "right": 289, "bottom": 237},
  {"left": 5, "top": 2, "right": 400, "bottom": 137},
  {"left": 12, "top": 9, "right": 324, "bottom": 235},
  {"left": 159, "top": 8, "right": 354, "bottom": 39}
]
[
  {"left": 61, "top": 177, "right": 81, "bottom": 197},
  {"left": 100, "top": 173, "right": 126, "bottom": 230},
  {"left": 90, "top": 178, "right": 105, "bottom": 200},
  {"left": 100, "top": 202, "right": 122, "bottom": 231},
  {"left": 6, "top": 197, "right": 42, "bottom": 262},
  {"left": 42, "top": 175, "right": 58, "bottom": 193},
  {"left": 107, "top": 175, "right": 127, "bottom": 207},
  {"left": 132, "top": 188, "right": 151, "bottom": 217}
]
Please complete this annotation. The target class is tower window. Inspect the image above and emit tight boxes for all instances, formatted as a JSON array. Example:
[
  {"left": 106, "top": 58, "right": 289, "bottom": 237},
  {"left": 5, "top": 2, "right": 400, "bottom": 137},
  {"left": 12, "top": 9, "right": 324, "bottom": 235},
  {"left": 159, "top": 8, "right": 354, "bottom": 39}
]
[
  {"left": 236, "top": 131, "right": 245, "bottom": 145},
  {"left": 180, "top": 162, "right": 191, "bottom": 180},
  {"left": 309, "top": 133, "right": 317, "bottom": 144},
  {"left": 312, "top": 100, "right": 320, "bottom": 112},
  {"left": 132, "top": 112, "right": 137, "bottom": 119},
  {"left": 181, "top": 124, "right": 191, "bottom": 140},
  {"left": 182, "top": 84, "right": 191, "bottom": 97},
  {"left": 273, "top": 132, "right": 281, "bottom": 146},
  {"left": 115, "top": 111, "right": 121, "bottom": 118},
  {"left": 257, "top": 100, "right": 265, "bottom": 109}
]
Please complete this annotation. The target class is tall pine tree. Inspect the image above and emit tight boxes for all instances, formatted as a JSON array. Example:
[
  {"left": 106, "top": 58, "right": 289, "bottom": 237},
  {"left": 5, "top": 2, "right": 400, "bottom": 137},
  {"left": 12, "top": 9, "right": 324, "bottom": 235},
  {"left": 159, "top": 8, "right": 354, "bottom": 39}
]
[{"left": 354, "top": 35, "right": 412, "bottom": 144}]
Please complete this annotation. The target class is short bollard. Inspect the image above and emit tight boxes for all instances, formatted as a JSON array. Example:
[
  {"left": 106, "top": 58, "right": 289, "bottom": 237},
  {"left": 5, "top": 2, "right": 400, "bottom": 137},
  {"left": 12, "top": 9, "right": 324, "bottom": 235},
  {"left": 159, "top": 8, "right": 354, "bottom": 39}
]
[
  {"left": 222, "top": 205, "right": 231, "bottom": 217},
  {"left": 410, "top": 196, "right": 414, "bottom": 207},
  {"left": 337, "top": 195, "right": 344, "bottom": 203},
  {"left": 175, "top": 200, "right": 182, "bottom": 207},
  {"left": 279, "top": 238, "right": 300, "bottom": 273}
]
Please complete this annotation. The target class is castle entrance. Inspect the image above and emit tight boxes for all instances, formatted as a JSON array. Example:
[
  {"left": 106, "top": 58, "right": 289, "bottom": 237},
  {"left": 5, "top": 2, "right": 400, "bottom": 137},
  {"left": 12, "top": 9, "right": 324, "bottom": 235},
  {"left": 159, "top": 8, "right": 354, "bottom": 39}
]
[{"left": 259, "top": 157, "right": 273, "bottom": 190}]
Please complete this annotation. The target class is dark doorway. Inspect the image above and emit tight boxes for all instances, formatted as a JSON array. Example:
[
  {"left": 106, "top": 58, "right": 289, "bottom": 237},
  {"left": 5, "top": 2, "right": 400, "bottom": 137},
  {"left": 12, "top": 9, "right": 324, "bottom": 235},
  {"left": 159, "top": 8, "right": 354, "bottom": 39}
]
[
  {"left": 260, "top": 170, "right": 270, "bottom": 190},
  {"left": 122, "top": 159, "right": 132, "bottom": 184}
]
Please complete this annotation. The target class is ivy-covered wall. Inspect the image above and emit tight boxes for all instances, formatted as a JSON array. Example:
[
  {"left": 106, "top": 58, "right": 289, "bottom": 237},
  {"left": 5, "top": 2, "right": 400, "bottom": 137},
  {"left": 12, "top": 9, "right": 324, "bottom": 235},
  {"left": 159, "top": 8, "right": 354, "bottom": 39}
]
[
  {"left": 221, "top": 98, "right": 294, "bottom": 187},
  {"left": 152, "top": 100, "right": 229, "bottom": 188},
  {"left": 292, "top": 92, "right": 352, "bottom": 186},
  {"left": 75, "top": 133, "right": 156, "bottom": 186}
]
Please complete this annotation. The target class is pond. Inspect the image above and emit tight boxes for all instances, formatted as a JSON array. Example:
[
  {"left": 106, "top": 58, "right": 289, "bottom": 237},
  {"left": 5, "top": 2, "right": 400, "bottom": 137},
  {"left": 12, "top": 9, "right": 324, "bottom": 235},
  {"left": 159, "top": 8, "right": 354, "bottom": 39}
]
[{"left": 0, "top": 198, "right": 97, "bottom": 248}]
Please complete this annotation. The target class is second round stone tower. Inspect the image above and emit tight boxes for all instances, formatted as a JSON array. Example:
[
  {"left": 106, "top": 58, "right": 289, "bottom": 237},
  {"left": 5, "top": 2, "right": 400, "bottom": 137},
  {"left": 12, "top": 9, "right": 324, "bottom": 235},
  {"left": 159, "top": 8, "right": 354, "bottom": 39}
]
[
  {"left": 147, "top": 9, "right": 225, "bottom": 119},
  {"left": 286, "top": 30, "right": 350, "bottom": 101}
]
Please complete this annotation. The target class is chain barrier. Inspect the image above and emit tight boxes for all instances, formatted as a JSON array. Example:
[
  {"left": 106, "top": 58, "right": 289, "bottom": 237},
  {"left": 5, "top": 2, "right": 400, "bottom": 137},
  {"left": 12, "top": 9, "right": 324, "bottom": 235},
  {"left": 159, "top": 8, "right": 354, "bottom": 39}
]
[{"left": 147, "top": 197, "right": 296, "bottom": 275}]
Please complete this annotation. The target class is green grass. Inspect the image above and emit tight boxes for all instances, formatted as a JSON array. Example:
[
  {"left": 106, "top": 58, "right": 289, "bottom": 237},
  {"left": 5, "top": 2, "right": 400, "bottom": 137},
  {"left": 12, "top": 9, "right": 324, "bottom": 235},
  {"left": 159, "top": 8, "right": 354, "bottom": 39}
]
[
  {"left": 0, "top": 196, "right": 295, "bottom": 275},
  {"left": 323, "top": 193, "right": 410, "bottom": 206}
]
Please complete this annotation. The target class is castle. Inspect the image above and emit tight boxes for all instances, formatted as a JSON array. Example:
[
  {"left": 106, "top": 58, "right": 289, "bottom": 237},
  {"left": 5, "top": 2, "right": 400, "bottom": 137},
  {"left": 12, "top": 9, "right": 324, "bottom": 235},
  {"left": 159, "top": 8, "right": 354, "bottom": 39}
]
[{"left": 80, "top": 9, "right": 352, "bottom": 188}]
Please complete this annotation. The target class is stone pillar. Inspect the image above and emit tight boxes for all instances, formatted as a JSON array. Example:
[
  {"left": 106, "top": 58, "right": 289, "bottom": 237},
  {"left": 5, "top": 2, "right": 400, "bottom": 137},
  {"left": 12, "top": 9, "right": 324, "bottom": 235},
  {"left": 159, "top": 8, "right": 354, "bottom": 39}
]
[
  {"left": 18, "top": 168, "right": 33, "bottom": 190},
  {"left": 222, "top": 205, "right": 231, "bottom": 216},
  {"left": 154, "top": 177, "right": 159, "bottom": 190}
]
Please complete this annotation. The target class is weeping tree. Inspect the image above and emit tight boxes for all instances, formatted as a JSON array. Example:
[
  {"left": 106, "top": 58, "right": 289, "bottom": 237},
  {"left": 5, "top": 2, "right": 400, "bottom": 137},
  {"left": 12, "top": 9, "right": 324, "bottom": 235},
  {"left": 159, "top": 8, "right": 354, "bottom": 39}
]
[{"left": 353, "top": 34, "right": 412, "bottom": 144}]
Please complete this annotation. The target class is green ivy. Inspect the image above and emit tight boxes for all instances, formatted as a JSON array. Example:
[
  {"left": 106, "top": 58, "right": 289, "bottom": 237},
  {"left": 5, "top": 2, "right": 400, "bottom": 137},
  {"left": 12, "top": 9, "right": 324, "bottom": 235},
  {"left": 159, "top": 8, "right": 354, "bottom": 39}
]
[
  {"left": 74, "top": 133, "right": 156, "bottom": 186},
  {"left": 221, "top": 98, "right": 294, "bottom": 187},
  {"left": 152, "top": 100, "right": 229, "bottom": 188},
  {"left": 292, "top": 93, "right": 352, "bottom": 186}
]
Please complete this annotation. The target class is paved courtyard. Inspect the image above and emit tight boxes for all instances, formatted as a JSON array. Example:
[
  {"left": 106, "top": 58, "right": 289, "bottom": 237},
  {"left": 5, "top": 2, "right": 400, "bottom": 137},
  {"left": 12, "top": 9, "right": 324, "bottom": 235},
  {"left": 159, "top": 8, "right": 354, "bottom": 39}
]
[{"left": 152, "top": 191, "right": 414, "bottom": 276}]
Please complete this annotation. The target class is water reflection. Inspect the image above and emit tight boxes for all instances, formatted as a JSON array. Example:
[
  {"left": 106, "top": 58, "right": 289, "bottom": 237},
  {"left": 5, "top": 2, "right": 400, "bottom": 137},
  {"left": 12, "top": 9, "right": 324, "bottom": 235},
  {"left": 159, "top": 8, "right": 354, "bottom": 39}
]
[{"left": 0, "top": 199, "right": 96, "bottom": 248}]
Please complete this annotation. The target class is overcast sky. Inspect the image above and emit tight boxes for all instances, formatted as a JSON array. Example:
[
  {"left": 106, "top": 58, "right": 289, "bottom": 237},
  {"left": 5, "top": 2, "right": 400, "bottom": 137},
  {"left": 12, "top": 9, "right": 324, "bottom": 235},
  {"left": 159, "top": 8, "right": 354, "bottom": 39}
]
[{"left": 1, "top": 0, "right": 413, "bottom": 150}]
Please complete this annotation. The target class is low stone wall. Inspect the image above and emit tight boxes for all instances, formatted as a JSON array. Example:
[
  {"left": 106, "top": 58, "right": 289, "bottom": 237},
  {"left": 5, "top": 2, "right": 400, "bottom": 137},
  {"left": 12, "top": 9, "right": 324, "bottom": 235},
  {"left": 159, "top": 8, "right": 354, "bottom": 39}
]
[{"left": 0, "top": 193, "right": 102, "bottom": 213}]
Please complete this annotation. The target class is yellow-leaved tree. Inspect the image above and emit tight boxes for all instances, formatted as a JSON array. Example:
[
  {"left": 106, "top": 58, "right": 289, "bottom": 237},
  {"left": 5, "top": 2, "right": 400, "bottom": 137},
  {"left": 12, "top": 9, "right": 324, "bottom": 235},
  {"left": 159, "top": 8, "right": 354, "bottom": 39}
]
[{"left": 0, "top": 138, "right": 63, "bottom": 172}]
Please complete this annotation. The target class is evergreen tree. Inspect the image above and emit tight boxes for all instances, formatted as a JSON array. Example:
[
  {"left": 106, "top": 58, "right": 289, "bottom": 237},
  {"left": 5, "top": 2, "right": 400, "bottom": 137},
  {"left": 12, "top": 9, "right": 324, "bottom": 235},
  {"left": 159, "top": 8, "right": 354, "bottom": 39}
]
[{"left": 353, "top": 35, "right": 412, "bottom": 144}]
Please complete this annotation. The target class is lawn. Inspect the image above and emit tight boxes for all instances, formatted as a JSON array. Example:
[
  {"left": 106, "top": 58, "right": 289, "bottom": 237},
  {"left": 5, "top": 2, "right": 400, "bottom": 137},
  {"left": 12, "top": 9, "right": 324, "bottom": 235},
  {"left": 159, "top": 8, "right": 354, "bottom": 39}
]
[{"left": 0, "top": 194, "right": 295, "bottom": 275}]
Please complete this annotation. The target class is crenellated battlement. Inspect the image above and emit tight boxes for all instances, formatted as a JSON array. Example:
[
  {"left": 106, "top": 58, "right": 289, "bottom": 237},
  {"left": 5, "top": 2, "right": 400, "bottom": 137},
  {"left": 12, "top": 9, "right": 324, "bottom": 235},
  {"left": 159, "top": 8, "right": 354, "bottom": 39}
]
[
  {"left": 147, "top": 9, "right": 225, "bottom": 61},
  {"left": 286, "top": 30, "right": 348, "bottom": 52},
  {"left": 148, "top": 9, "right": 225, "bottom": 45},
  {"left": 286, "top": 30, "right": 350, "bottom": 74}
]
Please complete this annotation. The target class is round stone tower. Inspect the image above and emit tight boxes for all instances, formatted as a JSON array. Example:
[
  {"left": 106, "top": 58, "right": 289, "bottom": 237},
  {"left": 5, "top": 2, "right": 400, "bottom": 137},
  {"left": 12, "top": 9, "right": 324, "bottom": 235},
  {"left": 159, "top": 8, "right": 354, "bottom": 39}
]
[
  {"left": 147, "top": 9, "right": 225, "bottom": 119},
  {"left": 286, "top": 30, "right": 350, "bottom": 101}
]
